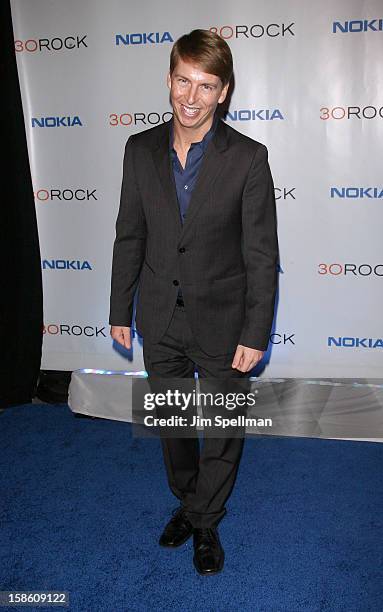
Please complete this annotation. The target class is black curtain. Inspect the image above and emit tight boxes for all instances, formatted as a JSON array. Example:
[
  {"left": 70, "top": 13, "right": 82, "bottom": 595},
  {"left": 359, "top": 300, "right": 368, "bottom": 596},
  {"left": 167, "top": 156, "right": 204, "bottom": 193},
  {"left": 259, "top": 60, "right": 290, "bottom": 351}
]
[{"left": 0, "top": 1, "right": 43, "bottom": 408}]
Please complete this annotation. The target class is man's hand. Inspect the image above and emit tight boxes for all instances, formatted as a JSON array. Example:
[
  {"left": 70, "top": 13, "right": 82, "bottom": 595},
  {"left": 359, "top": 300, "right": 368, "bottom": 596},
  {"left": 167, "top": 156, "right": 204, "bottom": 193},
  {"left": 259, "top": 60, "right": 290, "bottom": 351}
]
[
  {"left": 110, "top": 326, "right": 132, "bottom": 350},
  {"left": 232, "top": 344, "right": 264, "bottom": 372}
]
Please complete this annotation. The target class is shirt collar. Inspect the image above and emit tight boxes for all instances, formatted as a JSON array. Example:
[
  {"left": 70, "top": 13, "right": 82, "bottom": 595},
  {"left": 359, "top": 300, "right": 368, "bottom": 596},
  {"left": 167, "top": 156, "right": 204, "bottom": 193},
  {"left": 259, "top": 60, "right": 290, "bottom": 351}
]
[{"left": 169, "top": 113, "right": 219, "bottom": 154}]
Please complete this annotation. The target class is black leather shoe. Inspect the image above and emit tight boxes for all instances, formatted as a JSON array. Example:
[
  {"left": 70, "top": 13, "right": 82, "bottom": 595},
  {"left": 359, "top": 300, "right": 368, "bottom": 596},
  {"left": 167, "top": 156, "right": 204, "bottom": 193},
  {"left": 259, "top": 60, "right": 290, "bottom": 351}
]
[
  {"left": 193, "top": 527, "right": 224, "bottom": 575},
  {"left": 159, "top": 507, "right": 193, "bottom": 547}
]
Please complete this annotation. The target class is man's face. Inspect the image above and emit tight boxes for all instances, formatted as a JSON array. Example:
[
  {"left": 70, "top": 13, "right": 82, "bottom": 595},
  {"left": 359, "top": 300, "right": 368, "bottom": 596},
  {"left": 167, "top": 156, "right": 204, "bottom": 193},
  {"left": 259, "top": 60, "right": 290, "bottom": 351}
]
[{"left": 167, "top": 57, "right": 229, "bottom": 131}]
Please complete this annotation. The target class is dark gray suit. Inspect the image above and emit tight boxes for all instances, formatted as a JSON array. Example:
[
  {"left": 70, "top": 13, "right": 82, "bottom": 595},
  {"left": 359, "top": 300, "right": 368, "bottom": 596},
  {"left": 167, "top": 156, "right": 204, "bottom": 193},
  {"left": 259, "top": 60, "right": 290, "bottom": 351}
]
[
  {"left": 109, "top": 117, "right": 279, "bottom": 527},
  {"left": 109, "top": 117, "right": 278, "bottom": 354}
]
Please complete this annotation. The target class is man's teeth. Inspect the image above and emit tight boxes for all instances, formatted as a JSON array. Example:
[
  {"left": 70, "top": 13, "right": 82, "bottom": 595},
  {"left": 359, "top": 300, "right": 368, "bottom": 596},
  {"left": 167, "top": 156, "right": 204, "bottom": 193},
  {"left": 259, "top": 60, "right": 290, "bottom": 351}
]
[{"left": 182, "top": 105, "right": 199, "bottom": 115}]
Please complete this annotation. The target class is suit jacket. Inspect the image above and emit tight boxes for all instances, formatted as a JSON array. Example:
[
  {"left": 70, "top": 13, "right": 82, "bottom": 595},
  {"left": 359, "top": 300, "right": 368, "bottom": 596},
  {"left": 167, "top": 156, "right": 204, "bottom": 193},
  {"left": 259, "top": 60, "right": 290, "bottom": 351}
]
[{"left": 109, "top": 117, "right": 279, "bottom": 355}]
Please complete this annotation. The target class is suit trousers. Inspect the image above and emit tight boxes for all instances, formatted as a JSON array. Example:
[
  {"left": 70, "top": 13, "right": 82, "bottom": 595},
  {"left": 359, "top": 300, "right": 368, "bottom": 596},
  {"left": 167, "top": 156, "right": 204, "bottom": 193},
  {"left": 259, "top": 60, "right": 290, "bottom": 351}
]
[{"left": 142, "top": 302, "right": 248, "bottom": 528}]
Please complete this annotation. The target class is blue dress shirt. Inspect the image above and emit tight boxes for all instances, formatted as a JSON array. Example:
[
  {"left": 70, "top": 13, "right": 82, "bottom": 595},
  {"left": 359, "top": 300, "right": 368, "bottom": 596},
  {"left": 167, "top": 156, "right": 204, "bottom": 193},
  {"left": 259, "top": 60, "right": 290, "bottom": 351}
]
[
  {"left": 169, "top": 115, "right": 218, "bottom": 300},
  {"left": 169, "top": 114, "right": 218, "bottom": 224}
]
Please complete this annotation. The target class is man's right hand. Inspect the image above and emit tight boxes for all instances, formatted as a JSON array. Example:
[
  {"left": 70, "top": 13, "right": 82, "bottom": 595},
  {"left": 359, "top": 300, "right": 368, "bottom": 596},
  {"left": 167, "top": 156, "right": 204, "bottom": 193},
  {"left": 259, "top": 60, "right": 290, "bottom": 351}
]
[{"left": 110, "top": 326, "right": 131, "bottom": 350}]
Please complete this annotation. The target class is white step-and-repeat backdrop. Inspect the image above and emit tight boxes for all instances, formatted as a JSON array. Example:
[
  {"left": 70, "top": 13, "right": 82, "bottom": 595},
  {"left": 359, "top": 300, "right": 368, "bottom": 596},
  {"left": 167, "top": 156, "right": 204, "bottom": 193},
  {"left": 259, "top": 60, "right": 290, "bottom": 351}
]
[{"left": 11, "top": 0, "right": 383, "bottom": 377}]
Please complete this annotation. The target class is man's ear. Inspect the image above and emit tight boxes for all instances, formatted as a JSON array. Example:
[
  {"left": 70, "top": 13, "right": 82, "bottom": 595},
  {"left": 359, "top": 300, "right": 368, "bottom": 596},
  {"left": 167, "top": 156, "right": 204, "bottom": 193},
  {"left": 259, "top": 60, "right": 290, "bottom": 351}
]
[
  {"left": 167, "top": 72, "right": 172, "bottom": 90},
  {"left": 218, "top": 82, "right": 229, "bottom": 104}
]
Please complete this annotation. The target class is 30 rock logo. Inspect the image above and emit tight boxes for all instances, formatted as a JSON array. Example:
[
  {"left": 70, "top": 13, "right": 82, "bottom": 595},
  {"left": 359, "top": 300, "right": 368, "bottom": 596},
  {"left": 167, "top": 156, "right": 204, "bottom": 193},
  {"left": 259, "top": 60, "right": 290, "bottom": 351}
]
[
  {"left": 275, "top": 188, "right": 296, "bottom": 200},
  {"left": 209, "top": 23, "right": 295, "bottom": 38},
  {"left": 320, "top": 106, "right": 383, "bottom": 120},
  {"left": 35, "top": 189, "right": 98, "bottom": 202},
  {"left": 44, "top": 324, "right": 107, "bottom": 337},
  {"left": 270, "top": 333, "right": 295, "bottom": 345},
  {"left": 318, "top": 263, "right": 383, "bottom": 276},
  {"left": 109, "top": 112, "right": 173, "bottom": 126},
  {"left": 15, "top": 35, "right": 88, "bottom": 52}
]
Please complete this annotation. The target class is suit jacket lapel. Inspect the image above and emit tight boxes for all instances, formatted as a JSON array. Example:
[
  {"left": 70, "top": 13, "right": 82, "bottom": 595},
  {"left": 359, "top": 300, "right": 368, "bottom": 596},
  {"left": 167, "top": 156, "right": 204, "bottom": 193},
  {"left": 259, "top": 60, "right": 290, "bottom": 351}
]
[
  {"left": 151, "top": 121, "right": 183, "bottom": 232},
  {"left": 181, "top": 119, "right": 228, "bottom": 236},
  {"left": 151, "top": 118, "right": 229, "bottom": 236}
]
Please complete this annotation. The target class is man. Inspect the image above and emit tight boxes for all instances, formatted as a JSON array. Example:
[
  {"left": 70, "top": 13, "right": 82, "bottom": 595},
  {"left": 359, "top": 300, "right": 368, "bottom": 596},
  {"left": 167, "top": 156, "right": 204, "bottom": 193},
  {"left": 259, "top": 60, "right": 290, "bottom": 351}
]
[{"left": 109, "top": 29, "right": 278, "bottom": 575}]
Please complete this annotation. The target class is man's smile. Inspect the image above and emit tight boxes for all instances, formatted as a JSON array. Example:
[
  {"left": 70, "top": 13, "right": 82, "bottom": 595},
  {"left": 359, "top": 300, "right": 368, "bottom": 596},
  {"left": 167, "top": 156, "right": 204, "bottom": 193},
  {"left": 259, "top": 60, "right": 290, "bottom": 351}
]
[{"left": 180, "top": 104, "right": 200, "bottom": 117}]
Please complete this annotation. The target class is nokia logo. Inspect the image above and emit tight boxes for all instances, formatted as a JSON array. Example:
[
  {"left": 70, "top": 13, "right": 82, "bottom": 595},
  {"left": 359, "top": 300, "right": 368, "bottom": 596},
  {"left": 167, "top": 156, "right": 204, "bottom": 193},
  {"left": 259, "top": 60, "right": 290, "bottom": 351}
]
[
  {"left": 333, "top": 19, "right": 383, "bottom": 33},
  {"left": 331, "top": 187, "right": 383, "bottom": 199},
  {"left": 328, "top": 337, "right": 383, "bottom": 348},
  {"left": 32, "top": 116, "right": 83, "bottom": 128},
  {"left": 115, "top": 32, "right": 173, "bottom": 46},
  {"left": 42, "top": 260, "right": 92, "bottom": 270},
  {"left": 224, "top": 109, "right": 284, "bottom": 121}
]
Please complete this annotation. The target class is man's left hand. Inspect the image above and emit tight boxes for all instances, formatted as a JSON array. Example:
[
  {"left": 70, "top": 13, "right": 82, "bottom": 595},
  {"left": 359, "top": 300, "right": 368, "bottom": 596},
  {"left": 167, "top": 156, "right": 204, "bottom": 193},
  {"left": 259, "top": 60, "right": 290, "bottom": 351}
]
[{"left": 232, "top": 345, "right": 264, "bottom": 372}]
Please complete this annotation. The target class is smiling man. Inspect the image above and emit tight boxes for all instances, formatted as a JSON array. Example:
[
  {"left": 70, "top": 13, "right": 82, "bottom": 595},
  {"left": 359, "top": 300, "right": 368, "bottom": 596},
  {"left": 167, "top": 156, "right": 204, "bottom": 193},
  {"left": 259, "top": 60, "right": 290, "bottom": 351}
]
[{"left": 109, "top": 29, "right": 279, "bottom": 575}]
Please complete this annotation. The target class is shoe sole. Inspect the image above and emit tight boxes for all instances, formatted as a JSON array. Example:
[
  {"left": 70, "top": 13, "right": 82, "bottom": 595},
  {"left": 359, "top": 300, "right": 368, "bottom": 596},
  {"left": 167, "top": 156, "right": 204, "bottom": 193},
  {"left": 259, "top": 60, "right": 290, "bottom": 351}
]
[{"left": 193, "top": 555, "right": 224, "bottom": 575}]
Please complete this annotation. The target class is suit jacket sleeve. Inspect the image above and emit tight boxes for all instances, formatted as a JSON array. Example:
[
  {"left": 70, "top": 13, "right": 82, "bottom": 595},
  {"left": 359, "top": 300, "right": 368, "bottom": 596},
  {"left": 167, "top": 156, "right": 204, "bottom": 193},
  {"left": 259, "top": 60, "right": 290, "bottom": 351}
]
[
  {"left": 239, "top": 143, "right": 279, "bottom": 351},
  {"left": 109, "top": 136, "right": 147, "bottom": 326}
]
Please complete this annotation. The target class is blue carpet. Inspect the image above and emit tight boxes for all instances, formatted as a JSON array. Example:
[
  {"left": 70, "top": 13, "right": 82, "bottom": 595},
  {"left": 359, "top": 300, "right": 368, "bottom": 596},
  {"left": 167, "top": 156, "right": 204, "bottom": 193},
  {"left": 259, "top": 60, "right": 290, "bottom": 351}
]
[{"left": 0, "top": 403, "right": 382, "bottom": 612}]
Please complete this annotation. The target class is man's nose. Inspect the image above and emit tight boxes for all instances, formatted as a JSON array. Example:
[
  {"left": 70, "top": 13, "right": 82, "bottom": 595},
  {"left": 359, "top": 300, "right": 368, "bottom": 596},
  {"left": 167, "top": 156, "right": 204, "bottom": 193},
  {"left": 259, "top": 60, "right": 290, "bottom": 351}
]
[{"left": 186, "top": 84, "right": 198, "bottom": 105}]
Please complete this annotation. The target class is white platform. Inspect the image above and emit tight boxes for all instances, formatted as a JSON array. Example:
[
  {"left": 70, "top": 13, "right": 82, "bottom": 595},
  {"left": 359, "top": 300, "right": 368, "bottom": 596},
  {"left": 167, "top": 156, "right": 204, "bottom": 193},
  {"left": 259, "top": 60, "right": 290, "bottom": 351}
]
[{"left": 68, "top": 371, "right": 383, "bottom": 442}]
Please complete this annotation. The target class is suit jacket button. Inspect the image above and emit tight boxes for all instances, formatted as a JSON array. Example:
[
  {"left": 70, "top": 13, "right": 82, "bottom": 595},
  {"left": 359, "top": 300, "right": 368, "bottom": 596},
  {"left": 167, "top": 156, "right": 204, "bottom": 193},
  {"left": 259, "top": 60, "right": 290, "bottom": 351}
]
[
  {"left": 178, "top": 247, "right": 185, "bottom": 253},
  {"left": 173, "top": 280, "right": 179, "bottom": 286}
]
